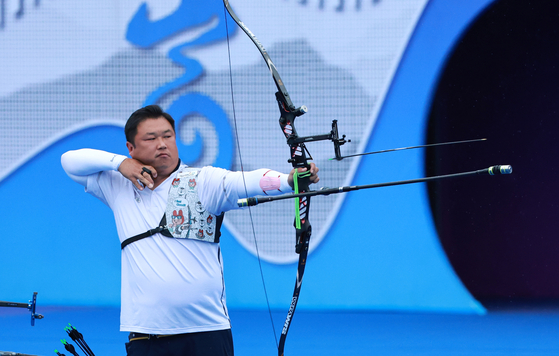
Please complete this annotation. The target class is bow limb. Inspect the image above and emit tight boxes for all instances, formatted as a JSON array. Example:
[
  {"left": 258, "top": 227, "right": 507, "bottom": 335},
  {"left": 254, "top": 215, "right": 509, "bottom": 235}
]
[
  {"left": 222, "top": 2, "right": 312, "bottom": 355},
  {"left": 223, "top": 0, "right": 303, "bottom": 113}
]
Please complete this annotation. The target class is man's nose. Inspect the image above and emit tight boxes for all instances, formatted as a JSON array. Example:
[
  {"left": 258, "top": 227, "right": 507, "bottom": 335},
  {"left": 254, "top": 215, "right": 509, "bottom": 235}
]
[{"left": 156, "top": 137, "right": 167, "bottom": 148}]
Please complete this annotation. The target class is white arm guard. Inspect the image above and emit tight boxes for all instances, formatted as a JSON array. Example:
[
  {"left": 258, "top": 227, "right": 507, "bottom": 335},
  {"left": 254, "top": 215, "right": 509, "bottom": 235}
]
[{"left": 61, "top": 149, "right": 127, "bottom": 186}]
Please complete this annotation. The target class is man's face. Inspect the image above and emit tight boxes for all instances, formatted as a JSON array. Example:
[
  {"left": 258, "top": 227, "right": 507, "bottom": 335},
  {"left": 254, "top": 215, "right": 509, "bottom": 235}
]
[{"left": 126, "top": 116, "right": 179, "bottom": 174}]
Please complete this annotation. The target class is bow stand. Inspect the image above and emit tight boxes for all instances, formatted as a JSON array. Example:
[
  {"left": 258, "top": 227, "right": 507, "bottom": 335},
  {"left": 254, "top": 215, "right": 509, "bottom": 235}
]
[{"left": 0, "top": 291, "right": 44, "bottom": 326}]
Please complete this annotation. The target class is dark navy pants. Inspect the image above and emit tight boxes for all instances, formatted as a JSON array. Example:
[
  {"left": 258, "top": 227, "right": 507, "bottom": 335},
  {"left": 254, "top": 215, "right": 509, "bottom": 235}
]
[{"left": 125, "top": 329, "right": 234, "bottom": 356}]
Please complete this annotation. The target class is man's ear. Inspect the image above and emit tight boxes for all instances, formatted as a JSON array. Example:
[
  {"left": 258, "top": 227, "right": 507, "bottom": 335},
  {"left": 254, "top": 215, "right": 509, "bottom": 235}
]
[{"left": 126, "top": 141, "right": 135, "bottom": 157}]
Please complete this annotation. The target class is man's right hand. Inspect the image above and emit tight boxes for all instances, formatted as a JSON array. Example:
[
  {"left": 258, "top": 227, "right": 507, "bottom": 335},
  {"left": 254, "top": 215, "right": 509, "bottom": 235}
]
[{"left": 118, "top": 158, "right": 157, "bottom": 190}]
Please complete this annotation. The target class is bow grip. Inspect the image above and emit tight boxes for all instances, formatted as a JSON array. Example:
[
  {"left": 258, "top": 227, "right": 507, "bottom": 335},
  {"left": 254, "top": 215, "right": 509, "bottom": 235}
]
[{"left": 293, "top": 169, "right": 312, "bottom": 254}]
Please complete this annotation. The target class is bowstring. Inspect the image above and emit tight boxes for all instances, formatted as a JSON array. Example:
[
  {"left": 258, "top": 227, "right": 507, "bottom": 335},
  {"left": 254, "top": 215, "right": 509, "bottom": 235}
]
[{"left": 223, "top": 5, "right": 279, "bottom": 348}]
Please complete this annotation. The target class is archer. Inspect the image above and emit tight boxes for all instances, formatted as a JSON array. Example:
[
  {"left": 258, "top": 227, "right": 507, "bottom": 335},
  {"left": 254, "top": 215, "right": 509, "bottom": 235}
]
[{"left": 60, "top": 104, "right": 319, "bottom": 356}]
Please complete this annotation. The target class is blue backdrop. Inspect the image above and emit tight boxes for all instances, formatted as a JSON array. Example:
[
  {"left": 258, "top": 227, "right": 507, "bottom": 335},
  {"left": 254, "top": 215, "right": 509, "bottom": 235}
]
[{"left": 0, "top": 0, "right": 497, "bottom": 314}]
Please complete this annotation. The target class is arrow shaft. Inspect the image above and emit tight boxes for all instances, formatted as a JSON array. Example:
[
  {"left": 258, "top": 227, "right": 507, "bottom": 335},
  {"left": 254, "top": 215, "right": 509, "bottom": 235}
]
[{"left": 334, "top": 138, "right": 487, "bottom": 160}]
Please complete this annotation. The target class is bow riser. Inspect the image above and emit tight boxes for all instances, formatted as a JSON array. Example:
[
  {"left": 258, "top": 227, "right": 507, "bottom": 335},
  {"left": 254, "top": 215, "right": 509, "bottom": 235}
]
[{"left": 276, "top": 92, "right": 313, "bottom": 254}]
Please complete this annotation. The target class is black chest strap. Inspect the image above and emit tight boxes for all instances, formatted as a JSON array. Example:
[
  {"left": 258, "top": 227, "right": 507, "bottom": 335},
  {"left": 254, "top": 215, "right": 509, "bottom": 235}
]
[{"left": 121, "top": 213, "right": 224, "bottom": 250}]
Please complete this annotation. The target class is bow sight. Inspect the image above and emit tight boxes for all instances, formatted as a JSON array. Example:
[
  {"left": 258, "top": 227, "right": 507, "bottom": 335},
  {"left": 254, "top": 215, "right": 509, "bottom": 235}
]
[{"left": 282, "top": 117, "right": 351, "bottom": 164}]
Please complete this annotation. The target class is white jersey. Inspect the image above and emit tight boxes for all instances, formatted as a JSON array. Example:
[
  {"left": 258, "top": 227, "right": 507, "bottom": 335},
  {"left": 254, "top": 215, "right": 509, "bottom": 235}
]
[{"left": 61, "top": 149, "right": 292, "bottom": 334}]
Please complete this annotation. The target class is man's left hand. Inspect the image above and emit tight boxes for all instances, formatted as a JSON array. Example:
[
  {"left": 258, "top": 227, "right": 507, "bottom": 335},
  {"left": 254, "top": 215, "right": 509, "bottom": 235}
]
[{"left": 288, "top": 163, "right": 320, "bottom": 189}]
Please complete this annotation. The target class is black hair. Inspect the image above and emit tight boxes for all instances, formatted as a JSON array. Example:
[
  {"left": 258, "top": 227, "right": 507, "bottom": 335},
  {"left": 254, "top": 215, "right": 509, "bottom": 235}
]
[{"left": 124, "top": 105, "right": 176, "bottom": 146}]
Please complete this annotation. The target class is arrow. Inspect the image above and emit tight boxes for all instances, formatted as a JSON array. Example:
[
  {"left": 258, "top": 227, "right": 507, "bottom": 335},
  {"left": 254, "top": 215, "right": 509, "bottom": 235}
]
[{"left": 330, "top": 138, "right": 487, "bottom": 160}]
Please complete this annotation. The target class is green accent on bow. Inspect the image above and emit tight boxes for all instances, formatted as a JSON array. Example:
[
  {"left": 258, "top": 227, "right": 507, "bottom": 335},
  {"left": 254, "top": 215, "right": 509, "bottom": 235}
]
[{"left": 293, "top": 171, "right": 300, "bottom": 229}]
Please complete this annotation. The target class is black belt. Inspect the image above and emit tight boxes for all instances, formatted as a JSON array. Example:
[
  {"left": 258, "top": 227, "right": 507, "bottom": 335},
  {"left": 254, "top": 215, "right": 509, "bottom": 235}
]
[{"left": 128, "top": 332, "right": 173, "bottom": 342}]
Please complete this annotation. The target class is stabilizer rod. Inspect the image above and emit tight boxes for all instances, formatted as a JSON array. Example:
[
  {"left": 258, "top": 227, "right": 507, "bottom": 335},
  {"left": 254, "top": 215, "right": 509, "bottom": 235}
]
[{"left": 238, "top": 165, "right": 512, "bottom": 207}]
